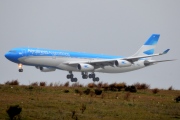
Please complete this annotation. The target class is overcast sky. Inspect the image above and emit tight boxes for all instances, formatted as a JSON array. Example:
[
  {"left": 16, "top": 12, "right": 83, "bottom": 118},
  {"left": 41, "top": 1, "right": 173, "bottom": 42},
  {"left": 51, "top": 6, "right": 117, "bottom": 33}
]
[{"left": 0, "top": 0, "right": 179, "bottom": 89}]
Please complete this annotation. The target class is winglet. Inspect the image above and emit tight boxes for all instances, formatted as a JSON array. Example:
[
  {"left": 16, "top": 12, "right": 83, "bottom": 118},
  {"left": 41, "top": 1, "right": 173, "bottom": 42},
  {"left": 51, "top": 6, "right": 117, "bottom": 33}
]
[{"left": 163, "top": 49, "right": 170, "bottom": 54}]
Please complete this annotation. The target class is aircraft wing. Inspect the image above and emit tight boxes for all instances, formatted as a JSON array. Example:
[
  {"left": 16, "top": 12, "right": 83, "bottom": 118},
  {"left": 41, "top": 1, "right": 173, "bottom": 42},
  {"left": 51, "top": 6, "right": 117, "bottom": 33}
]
[{"left": 64, "top": 49, "right": 172, "bottom": 65}]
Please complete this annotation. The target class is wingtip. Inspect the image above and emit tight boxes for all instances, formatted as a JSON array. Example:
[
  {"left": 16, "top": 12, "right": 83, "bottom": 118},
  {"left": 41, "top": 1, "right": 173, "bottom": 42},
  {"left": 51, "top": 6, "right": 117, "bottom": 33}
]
[{"left": 163, "top": 49, "right": 170, "bottom": 54}]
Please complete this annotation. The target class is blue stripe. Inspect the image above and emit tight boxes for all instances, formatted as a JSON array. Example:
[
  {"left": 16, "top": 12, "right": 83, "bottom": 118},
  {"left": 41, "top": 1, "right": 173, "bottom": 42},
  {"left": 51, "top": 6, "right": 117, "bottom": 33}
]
[
  {"left": 144, "top": 34, "right": 160, "bottom": 45},
  {"left": 13, "top": 48, "right": 123, "bottom": 59},
  {"left": 143, "top": 49, "right": 154, "bottom": 55}
]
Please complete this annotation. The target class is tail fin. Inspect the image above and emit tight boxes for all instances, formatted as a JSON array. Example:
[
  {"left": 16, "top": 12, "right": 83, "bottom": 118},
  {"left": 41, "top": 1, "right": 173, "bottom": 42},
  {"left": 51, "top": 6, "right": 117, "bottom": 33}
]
[{"left": 132, "top": 34, "right": 160, "bottom": 60}]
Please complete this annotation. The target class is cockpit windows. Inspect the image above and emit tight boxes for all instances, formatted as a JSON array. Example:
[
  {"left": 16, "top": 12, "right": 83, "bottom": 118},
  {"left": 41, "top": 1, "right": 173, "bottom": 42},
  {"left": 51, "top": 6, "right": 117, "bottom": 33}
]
[{"left": 9, "top": 50, "right": 17, "bottom": 53}]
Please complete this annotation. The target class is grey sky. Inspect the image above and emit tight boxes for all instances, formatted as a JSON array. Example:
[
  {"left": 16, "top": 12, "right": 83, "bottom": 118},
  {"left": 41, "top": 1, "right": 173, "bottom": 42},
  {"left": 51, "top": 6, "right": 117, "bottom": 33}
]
[{"left": 0, "top": 0, "right": 179, "bottom": 89}]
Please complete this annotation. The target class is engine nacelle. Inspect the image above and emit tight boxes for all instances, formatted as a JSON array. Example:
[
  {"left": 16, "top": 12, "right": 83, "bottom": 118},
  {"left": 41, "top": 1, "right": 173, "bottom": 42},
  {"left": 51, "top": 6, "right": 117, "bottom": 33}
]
[
  {"left": 144, "top": 60, "right": 155, "bottom": 66},
  {"left": 77, "top": 64, "right": 94, "bottom": 71},
  {"left": 115, "top": 60, "right": 132, "bottom": 67},
  {"left": 39, "top": 67, "right": 56, "bottom": 72}
]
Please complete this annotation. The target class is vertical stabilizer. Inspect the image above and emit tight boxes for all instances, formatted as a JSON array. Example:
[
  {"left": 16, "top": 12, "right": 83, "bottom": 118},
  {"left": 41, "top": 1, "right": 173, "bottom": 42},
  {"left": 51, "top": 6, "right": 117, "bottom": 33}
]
[{"left": 132, "top": 34, "right": 160, "bottom": 60}]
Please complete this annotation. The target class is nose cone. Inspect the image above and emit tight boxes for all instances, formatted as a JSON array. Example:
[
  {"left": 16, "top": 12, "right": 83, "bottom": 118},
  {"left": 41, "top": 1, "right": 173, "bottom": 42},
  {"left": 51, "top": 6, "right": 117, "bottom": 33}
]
[
  {"left": 5, "top": 52, "right": 10, "bottom": 59},
  {"left": 4, "top": 51, "right": 19, "bottom": 63}
]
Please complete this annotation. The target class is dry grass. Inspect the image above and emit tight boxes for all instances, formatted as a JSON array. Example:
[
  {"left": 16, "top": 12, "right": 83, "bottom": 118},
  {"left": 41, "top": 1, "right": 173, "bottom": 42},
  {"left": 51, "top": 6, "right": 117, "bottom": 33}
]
[{"left": 0, "top": 84, "right": 180, "bottom": 120}]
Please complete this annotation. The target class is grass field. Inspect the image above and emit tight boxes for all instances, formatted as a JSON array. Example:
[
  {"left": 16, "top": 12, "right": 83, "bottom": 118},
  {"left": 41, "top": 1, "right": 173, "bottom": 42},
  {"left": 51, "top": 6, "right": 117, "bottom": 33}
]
[{"left": 0, "top": 84, "right": 180, "bottom": 120}]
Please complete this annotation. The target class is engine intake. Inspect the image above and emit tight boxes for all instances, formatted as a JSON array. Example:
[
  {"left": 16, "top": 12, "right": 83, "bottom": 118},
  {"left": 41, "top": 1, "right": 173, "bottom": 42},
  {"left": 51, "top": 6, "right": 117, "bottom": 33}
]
[
  {"left": 144, "top": 60, "right": 154, "bottom": 66},
  {"left": 77, "top": 64, "right": 94, "bottom": 72},
  {"left": 39, "top": 67, "right": 56, "bottom": 72},
  {"left": 115, "top": 60, "right": 132, "bottom": 67}
]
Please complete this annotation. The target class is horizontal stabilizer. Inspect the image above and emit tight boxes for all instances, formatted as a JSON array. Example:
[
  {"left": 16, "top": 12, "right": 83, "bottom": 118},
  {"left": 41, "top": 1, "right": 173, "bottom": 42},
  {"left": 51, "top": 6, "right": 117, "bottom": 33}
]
[
  {"left": 162, "top": 49, "right": 170, "bottom": 54},
  {"left": 126, "top": 49, "right": 171, "bottom": 61},
  {"left": 150, "top": 59, "right": 177, "bottom": 64}
]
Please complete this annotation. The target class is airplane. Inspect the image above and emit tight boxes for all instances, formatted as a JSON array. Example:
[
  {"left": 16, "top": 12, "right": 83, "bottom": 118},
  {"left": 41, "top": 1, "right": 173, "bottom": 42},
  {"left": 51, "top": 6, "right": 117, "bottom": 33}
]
[{"left": 4, "top": 34, "right": 175, "bottom": 82}]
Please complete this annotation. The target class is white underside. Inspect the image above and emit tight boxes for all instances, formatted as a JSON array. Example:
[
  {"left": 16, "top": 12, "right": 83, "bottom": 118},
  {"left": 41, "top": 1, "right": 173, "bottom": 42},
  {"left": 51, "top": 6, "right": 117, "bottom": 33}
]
[{"left": 19, "top": 56, "right": 146, "bottom": 73}]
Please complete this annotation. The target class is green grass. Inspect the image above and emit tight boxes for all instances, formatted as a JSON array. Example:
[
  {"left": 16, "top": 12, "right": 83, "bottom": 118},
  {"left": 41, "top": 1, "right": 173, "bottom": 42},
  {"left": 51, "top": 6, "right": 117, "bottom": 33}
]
[{"left": 0, "top": 84, "right": 180, "bottom": 120}]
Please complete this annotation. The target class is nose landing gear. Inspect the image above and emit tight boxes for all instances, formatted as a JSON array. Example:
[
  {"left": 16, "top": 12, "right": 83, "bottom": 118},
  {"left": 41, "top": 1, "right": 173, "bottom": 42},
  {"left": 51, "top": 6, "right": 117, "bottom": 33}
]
[{"left": 18, "top": 64, "right": 23, "bottom": 72}]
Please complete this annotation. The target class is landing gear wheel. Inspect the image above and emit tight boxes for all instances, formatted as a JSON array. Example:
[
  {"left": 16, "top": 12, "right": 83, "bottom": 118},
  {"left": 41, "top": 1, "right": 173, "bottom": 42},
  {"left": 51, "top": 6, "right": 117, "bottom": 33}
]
[
  {"left": 67, "top": 74, "right": 73, "bottom": 79},
  {"left": 71, "top": 78, "right": 78, "bottom": 82},
  {"left": 93, "top": 77, "right": 99, "bottom": 82},
  {"left": 82, "top": 75, "right": 88, "bottom": 79},
  {"left": 96, "top": 77, "right": 99, "bottom": 82},
  {"left": 74, "top": 78, "right": 78, "bottom": 82},
  {"left": 67, "top": 75, "right": 70, "bottom": 79},
  {"left": 19, "top": 69, "right": 23, "bottom": 72},
  {"left": 89, "top": 74, "right": 92, "bottom": 78},
  {"left": 92, "top": 74, "right": 95, "bottom": 78}
]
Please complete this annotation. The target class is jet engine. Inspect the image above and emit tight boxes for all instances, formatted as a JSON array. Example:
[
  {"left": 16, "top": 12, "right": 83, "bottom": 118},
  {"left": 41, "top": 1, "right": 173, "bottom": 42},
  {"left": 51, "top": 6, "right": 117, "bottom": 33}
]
[
  {"left": 144, "top": 60, "right": 154, "bottom": 66},
  {"left": 115, "top": 60, "right": 132, "bottom": 67},
  {"left": 77, "top": 64, "right": 94, "bottom": 71},
  {"left": 37, "top": 66, "right": 56, "bottom": 72}
]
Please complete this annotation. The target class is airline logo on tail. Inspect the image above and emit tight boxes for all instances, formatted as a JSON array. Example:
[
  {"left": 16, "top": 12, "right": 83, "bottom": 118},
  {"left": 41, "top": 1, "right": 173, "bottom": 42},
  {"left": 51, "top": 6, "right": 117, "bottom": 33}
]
[
  {"left": 132, "top": 34, "right": 160, "bottom": 60},
  {"left": 143, "top": 49, "right": 155, "bottom": 55},
  {"left": 144, "top": 34, "right": 160, "bottom": 45}
]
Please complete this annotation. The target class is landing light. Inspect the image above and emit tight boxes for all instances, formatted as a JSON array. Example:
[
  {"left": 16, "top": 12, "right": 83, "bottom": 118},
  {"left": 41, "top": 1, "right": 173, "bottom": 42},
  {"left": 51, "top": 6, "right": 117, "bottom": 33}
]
[{"left": 18, "top": 64, "right": 22, "bottom": 69}]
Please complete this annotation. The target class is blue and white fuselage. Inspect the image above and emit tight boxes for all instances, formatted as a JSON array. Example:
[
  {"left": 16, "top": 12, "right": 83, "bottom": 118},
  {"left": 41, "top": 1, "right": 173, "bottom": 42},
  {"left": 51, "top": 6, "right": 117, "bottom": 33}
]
[{"left": 4, "top": 34, "right": 174, "bottom": 82}]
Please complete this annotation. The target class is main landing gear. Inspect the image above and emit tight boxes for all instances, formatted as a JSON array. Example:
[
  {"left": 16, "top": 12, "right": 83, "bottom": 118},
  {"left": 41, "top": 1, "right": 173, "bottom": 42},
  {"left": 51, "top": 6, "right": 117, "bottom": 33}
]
[
  {"left": 89, "top": 73, "right": 99, "bottom": 82},
  {"left": 18, "top": 64, "right": 23, "bottom": 72},
  {"left": 81, "top": 72, "right": 100, "bottom": 82},
  {"left": 67, "top": 71, "right": 77, "bottom": 82},
  {"left": 67, "top": 71, "right": 100, "bottom": 82},
  {"left": 82, "top": 72, "right": 88, "bottom": 79}
]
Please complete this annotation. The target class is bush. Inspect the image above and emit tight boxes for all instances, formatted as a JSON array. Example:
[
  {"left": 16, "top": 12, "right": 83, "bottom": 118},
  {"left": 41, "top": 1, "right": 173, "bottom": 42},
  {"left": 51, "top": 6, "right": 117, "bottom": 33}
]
[
  {"left": 175, "top": 96, "right": 180, "bottom": 103},
  {"left": 168, "top": 86, "right": 173, "bottom": 90},
  {"left": 116, "top": 82, "right": 126, "bottom": 91},
  {"left": 88, "top": 83, "right": 97, "bottom": 88},
  {"left": 97, "top": 82, "right": 103, "bottom": 88},
  {"left": 74, "top": 89, "right": 80, "bottom": 93},
  {"left": 39, "top": 82, "right": 46, "bottom": 86},
  {"left": 95, "top": 89, "right": 102, "bottom": 95},
  {"left": 83, "top": 88, "right": 91, "bottom": 95},
  {"left": 30, "top": 82, "right": 38, "bottom": 86},
  {"left": 109, "top": 83, "right": 117, "bottom": 91},
  {"left": 134, "top": 83, "right": 150, "bottom": 90},
  {"left": 49, "top": 83, "right": 53, "bottom": 87},
  {"left": 6, "top": 105, "right": 22, "bottom": 120},
  {"left": 125, "top": 86, "right": 137, "bottom": 93},
  {"left": 5, "top": 80, "right": 19, "bottom": 85},
  {"left": 102, "top": 83, "right": 109, "bottom": 91},
  {"left": 64, "top": 89, "right": 69, "bottom": 93},
  {"left": 64, "top": 81, "right": 69, "bottom": 87},
  {"left": 72, "top": 82, "right": 80, "bottom": 87},
  {"left": 152, "top": 88, "right": 159, "bottom": 94},
  {"left": 28, "top": 86, "right": 33, "bottom": 90}
]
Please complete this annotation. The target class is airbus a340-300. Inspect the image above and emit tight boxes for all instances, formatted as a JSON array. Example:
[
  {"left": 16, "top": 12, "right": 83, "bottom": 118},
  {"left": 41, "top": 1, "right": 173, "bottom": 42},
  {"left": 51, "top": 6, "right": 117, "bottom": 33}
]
[{"left": 5, "top": 34, "right": 175, "bottom": 82}]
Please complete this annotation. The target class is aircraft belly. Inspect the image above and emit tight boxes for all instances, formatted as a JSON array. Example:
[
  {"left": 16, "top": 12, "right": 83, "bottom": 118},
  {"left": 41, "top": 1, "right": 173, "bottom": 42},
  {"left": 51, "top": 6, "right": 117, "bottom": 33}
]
[{"left": 19, "top": 56, "right": 62, "bottom": 66}]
